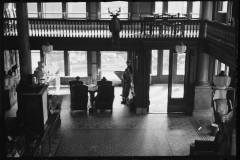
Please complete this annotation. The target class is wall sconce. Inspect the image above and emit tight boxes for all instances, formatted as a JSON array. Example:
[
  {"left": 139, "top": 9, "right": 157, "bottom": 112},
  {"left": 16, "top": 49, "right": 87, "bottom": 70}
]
[
  {"left": 213, "top": 71, "right": 231, "bottom": 89},
  {"left": 175, "top": 42, "right": 186, "bottom": 53}
]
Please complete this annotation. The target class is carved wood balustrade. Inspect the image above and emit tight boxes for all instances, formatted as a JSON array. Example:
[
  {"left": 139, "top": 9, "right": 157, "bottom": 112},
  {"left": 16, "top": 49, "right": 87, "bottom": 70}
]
[{"left": 3, "top": 18, "right": 201, "bottom": 39}]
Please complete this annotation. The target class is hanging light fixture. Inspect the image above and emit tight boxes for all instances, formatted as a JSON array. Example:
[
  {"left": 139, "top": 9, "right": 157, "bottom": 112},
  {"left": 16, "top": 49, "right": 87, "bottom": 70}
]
[
  {"left": 42, "top": 42, "right": 53, "bottom": 53},
  {"left": 213, "top": 71, "right": 231, "bottom": 89},
  {"left": 175, "top": 42, "right": 186, "bottom": 53}
]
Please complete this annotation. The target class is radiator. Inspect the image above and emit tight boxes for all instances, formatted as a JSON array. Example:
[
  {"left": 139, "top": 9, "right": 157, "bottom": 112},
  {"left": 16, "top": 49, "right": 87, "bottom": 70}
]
[{"left": 60, "top": 76, "right": 92, "bottom": 85}]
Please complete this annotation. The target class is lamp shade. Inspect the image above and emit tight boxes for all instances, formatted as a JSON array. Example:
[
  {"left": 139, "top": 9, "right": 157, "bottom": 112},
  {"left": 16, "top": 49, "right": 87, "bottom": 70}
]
[
  {"left": 42, "top": 43, "right": 53, "bottom": 52},
  {"left": 176, "top": 42, "right": 186, "bottom": 53},
  {"left": 213, "top": 71, "right": 231, "bottom": 89}
]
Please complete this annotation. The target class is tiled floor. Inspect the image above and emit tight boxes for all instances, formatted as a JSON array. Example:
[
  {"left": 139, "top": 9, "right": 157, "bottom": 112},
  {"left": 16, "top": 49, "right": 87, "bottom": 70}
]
[
  {"left": 49, "top": 86, "right": 215, "bottom": 157},
  {"left": 5, "top": 86, "right": 216, "bottom": 157}
]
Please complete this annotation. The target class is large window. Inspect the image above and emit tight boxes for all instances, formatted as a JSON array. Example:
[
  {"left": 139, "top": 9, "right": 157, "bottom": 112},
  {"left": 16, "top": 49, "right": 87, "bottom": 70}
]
[
  {"left": 100, "top": 1, "right": 128, "bottom": 19},
  {"left": 155, "top": 1, "right": 163, "bottom": 14},
  {"left": 162, "top": 50, "right": 170, "bottom": 75},
  {"left": 45, "top": 51, "right": 65, "bottom": 76},
  {"left": 221, "top": 1, "right": 228, "bottom": 12},
  {"left": 42, "top": 2, "right": 62, "bottom": 18},
  {"left": 31, "top": 50, "right": 41, "bottom": 74},
  {"left": 67, "top": 2, "right": 87, "bottom": 19},
  {"left": 69, "top": 51, "right": 88, "bottom": 77},
  {"left": 168, "top": 1, "right": 187, "bottom": 15},
  {"left": 27, "top": 3, "right": 38, "bottom": 18},
  {"left": 192, "top": 1, "right": 201, "bottom": 19},
  {"left": 151, "top": 50, "right": 158, "bottom": 76},
  {"left": 155, "top": 1, "right": 200, "bottom": 19}
]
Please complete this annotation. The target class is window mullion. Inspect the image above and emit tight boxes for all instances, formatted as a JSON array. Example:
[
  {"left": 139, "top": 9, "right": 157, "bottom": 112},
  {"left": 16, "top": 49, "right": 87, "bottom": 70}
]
[
  {"left": 37, "top": 2, "right": 42, "bottom": 18},
  {"left": 62, "top": 2, "right": 67, "bottom": 19},
  {"left": 86, "top": 2, "right": 90, "bottom": 19},
  {"left": 151, "top": 2, "right": 155, "bottom": 15},
  {"left": 187, "top": 1, "right": 193, "bottom": 19},
  {"left": 163, "top": 1, "right": 168, "bottom": 14}
]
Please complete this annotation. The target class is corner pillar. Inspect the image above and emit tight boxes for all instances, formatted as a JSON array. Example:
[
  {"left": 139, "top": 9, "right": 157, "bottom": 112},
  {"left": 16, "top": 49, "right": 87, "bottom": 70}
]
[{"left": 16, "top": 3, "right": 31, "bottom": 85}]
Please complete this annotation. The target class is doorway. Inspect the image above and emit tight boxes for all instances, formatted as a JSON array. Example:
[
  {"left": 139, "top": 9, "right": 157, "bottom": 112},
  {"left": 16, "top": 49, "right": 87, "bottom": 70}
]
[{"left": 149, "top": 49, "right": 188, "bottom": 113}]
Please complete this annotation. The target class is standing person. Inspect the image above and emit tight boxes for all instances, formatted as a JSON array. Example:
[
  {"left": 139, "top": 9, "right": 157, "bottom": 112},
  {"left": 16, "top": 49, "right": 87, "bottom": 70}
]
[
  {"left": 121, "top": 68, "right": 131, "bottom": 104},
  {"left": 126, "top": 60, "right": 133, "bottom": 76},
  {"left": 121, "top": 60, "right": 134, "bottom": 96}
]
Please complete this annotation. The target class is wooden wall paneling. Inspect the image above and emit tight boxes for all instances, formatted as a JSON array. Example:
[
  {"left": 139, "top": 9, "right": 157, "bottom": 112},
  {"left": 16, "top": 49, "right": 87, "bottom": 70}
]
[{"left": 204, "top": 42, "right": 235, "bottom": 70}]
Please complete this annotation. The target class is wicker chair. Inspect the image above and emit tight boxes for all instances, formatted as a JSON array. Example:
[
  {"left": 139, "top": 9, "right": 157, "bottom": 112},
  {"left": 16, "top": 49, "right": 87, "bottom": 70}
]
[{"left": 70, "top": 84, "right": 88, "bottom": 113}]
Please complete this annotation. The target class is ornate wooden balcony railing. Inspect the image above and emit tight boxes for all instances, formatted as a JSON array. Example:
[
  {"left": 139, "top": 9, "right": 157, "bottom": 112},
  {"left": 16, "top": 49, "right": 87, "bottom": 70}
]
[
  {"left": 206, "top": 21, "right": 235, "bottom": 50},
  {"left": 3, "top": 18, "right": 201, "bottom": 39}
]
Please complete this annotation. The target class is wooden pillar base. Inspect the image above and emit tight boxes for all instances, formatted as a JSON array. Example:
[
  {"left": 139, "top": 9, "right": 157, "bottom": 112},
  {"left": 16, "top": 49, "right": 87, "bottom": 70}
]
[{"left": 193, "top": 86, "right": 213, "bottom": 117}]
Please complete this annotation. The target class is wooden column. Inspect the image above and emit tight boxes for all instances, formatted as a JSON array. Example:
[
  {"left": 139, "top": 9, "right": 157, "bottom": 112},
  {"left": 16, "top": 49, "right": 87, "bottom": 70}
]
[
  {"left": 87, "top": 51, "right": 92, "bottom": 77},
  {"left": 0, "top": 2, "right": 5, "bottom": 157},
  {"left": 143, "top": 50, "right": 151, "bottom": 114},
  {"left": 64, "top": 50, "right": 69, "bottom": 76},
  {"left": 135, "top": 49, "right": 145, "bottom": 114},
  {"left": 195, "top": 51, "right": 210, "bottom": 86},
  {"left": 16, "top": 3, "right": 31, "bottom": 85},
  {"left": 193, "top": 1, "right": 213, "bottom": 117}
]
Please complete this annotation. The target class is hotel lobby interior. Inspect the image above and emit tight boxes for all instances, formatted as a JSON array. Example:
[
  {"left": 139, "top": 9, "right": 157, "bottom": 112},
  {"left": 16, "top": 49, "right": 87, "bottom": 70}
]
[{"left": 1, "top": 0, "right": 237, "bottom": 158}]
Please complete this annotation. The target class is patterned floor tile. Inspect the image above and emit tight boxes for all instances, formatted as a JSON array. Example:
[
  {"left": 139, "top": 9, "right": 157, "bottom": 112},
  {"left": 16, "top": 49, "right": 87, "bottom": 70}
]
[{"left": 55, "top": 129, "right": 173, "bottom": 156}]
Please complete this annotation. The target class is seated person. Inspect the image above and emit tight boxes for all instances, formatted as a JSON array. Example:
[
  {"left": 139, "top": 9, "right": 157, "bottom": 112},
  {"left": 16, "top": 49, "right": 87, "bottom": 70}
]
[
  {"left": 76, "top": 76, "right": 80, "bottom": 81},
  {"left": 101, "top": 77, "right": 107, "bottom": 81}
]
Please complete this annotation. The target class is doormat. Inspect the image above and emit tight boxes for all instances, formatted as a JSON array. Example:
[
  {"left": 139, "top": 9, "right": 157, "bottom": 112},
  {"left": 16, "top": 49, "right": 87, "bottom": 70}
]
[
  {"left": 54, "top": 129, "right": 173, "bottom": 156},
  {"left": 188, "top": 116, "right": 215, "bottom": 141}
]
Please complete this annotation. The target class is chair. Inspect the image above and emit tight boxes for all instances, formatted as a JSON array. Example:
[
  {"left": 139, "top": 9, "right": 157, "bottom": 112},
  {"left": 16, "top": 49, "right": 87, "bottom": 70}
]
[
  {"left": 190, "top": 99, "right": 234, "bottom": 155},
  {"left": 95, "top": 84, "right": 115, "bottom": 113},
  {"left": 213, "top": 99, "right": 232, "bottom": 125},
  {"left": 97, "top": 80, "right": 112, "bottom": 86},
  {"left": 70, "top": 84, "right": 88, "bottom": 113},
  {"left": 191, "top": 130, "right": 224, "bottom": 155},
  {"left": 69, "top": 80, "right": 83, "bottom": 96}
]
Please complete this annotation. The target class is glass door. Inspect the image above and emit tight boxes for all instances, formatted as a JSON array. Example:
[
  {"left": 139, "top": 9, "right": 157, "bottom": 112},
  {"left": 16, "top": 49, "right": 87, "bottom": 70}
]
[{"left": 167, "top": 50, "right": 188, "bottom": 112}]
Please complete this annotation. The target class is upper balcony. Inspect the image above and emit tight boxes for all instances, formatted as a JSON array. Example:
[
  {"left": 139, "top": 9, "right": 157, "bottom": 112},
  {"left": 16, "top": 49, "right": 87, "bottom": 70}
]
[{"left": 3, "top": 18, "right": 201, "bottom": 39}]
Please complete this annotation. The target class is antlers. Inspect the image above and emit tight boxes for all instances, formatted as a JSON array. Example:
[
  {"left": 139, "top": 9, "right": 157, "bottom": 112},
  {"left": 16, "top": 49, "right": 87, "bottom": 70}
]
[
  {"left": 108, "top": 8, "right": 121, "bottom": 15},
  {"left": 108, "top": 8, "right": 113, "bottom": 15}
]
